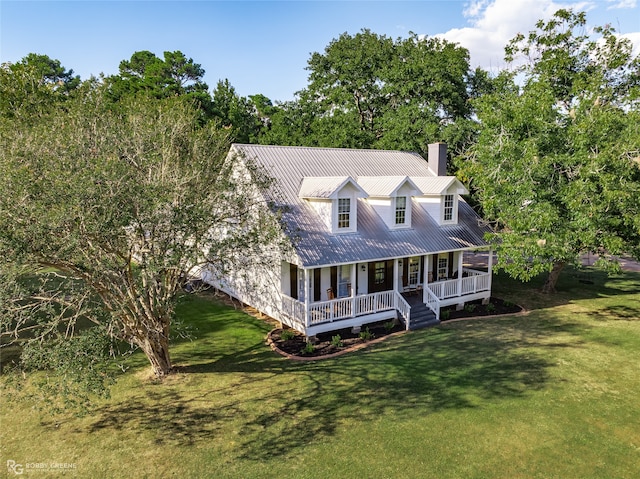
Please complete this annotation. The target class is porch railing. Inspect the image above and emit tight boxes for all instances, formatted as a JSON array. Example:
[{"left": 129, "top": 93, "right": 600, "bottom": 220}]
[{"left": 426, "top": 268, "right": 491, "bottom": 301}]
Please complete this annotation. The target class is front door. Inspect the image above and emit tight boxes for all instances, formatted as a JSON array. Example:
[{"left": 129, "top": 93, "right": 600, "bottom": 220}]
[{"left": 368, "top": 260, "right": 394, "bottom": 293}]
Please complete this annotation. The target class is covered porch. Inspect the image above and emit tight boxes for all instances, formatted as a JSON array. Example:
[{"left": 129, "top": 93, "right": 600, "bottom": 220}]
[{"left": 279, "top": 250, "right": 493, "bottom": 337}]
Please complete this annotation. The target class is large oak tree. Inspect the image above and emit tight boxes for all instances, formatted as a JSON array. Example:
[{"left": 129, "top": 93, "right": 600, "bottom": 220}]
[{"left": 462, "top": 10, "right": 640, "bottom": 293}]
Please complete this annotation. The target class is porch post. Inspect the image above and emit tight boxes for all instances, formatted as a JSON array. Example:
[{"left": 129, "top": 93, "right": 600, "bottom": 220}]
[
  {"left": 304, "top": 268, "right": 310, "bottom": 328},
  {"left": 393, "top": 259, "right": 400, "bottom": 293},
  {"left": 458, "top": 251, "right": 464, "bottom": 295},
  {"left": 488, "top": 248, "right": 493, "bottom": 291},
  {"left": 351, "top": 263, "right": 357, "bottom": 317}
]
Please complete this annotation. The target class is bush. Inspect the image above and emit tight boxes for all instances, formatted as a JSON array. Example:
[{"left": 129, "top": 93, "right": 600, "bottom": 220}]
[
  {"left": 383, "top": 321, "right": 395, "bottom": 333},
  {"left": 440, "top": 309, "right": 451, "bottom": 320},
  {"left": 331, "top": 335, "right": 343, "bottom": 347},
  {"left": 301, "top": 341, "right": 315, "bottom": 355},
  {"left": 280, "top": 329, "right": 296, "bottom": 341},
  {"left": 359, "top": 327, "right": 374, "bottom": 341},
  {"left": 464, "top": 303, "right": 477, "bottom": 313}
]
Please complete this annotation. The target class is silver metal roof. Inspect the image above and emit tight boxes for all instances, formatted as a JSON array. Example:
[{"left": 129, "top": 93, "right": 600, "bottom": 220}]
[{"left": 231, "top": 144, "right": 489, "bottom": 268}]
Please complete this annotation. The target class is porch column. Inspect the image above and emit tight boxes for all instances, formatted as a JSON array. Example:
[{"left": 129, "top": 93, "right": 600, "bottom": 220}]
[
  {"left": 488, "top": 248, "right": 494, "bottom": 290},
  {"left": 458, "top": 251, "right": 464, "bottom": 296},
  {"left": 393, "top": 259, "right": 399, "bottom": 293},
  {"left": 351, "top": 263, "right": 357, "bottom": 317},
  {"left": 303, "top": 268, "right": 310, "bottom": 328}
]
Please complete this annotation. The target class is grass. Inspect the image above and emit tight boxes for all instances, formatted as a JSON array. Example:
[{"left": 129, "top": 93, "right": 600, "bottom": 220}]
[{"left": 2, "top": 268, "right": 640, "bottom": 478}]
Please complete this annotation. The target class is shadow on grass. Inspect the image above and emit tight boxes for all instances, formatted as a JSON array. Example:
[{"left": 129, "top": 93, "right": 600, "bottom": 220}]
[
  {"left": 86, "top": 310, "right": 589, "bottom": 461},
  {"left": 492, "top": 268, "right": 640, "bottom": 312}
]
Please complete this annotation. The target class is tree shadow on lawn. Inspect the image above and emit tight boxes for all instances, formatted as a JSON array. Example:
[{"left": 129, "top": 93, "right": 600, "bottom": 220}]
[
  {"left": 86, "top": 312, "right": 589, "bottom": 462},
  {"left": 492, "top": 268, "right": 640, "bottom": 312}
]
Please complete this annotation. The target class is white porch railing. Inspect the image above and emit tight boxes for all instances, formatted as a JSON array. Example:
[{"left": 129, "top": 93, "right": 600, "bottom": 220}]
[
  {"left": 426, "top": 268, "right": 491, "bottom": 301},
  {"left": 423, "top": 287, "right": 440, "bottom": 322},
  {"left": 282, "top": 290, "right": 408, "bottom": 328}
]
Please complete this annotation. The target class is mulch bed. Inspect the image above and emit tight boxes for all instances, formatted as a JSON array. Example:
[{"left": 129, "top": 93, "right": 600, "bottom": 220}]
[
  {"left": 270, "top": 320, "right": 404, "bottom": 359},
  {"left": 269, "top": 297, "right": 523, "bottom": 359},
  {"left": 440, "top": 297, "right": 523, "bottom": 321}
]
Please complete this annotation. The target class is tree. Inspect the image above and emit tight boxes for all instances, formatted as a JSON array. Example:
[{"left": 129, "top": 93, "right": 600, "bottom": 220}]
[
  {"left": 0, "top": 53, "right": 80, "bottom": 120},
  {"left": 283, "top": 30, "right": 479, "bottom": 158},
  {"left": 211, "top": 79, "right": 264, "bottom": 143},
  {"left": 106, "top": 50, "right": 213, "bottom": 117},
  {"left": 462, "top": 9, "right": 640, "bottom": 293},
  {"left": 0, "top": 81, "right": 286, "bottom": 378}
]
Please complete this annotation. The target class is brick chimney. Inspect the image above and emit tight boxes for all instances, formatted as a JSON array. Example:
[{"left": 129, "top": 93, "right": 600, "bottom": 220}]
[{"left": 428, "top": 142, "right": 447, "bottom": 176}]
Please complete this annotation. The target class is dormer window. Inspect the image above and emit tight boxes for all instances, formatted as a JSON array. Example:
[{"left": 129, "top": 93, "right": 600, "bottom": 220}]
[
  {"left": 443, "top": 195, "right": 454, "bottom": 222},
  {"left": 338, "top": 198, "right": 351, "bottom": 229},
  {"left": 395, "top": 196, "right": 407, "bottom": 225}
]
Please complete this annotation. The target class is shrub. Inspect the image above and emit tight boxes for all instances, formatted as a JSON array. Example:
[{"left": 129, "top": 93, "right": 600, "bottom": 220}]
[
  {"left": 280, "top": 329, "right": 295, "bottom": 341},
  {"left": 301, "top": 341, "right": 315, "bottom": 355},
  {"left": 440, "top": 309, "right": 451, "bottom": 320},
  {"left": 464, "top": 303, "right": 477, "bottom": 313},
  {"left": 486, "top": 302, "right": 496, "bottom": 312},
  {"left": 383, "top": 321, "right": 395, "bottom": 333},
  {"left": 331, "top": 335, "right": 343, "bottom": 347},
  {"left": 359, "top": 327, "right": 374, "bottom": 341}
]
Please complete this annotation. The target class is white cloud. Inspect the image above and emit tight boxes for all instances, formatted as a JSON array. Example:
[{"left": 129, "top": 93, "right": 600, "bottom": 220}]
[
  {"left": 436, "top": 0, "right": 596, "bottom": 71},
  {"left": 607, "top": 0, "right": 637, "bottom": 9}
]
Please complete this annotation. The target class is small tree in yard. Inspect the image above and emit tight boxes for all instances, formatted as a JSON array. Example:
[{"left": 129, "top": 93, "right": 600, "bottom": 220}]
[
  {"left": 463, "top": 9, "right": 640, "bottom": 293},
  {"left": 0, "top": 80, "right": 286, "bottom": 382}
]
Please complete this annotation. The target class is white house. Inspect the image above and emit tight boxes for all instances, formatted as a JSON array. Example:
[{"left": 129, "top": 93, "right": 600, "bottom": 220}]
[{"left": 201, "top": 142, "right": 493, "bottom": 337}]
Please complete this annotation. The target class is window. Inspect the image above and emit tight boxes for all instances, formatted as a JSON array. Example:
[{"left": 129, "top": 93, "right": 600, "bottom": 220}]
[
  {"left": 437, "top": 257, "right": 448, "bottom": 280},
  {"left": 408, "top": 257, "right": 420, "bottom": 286},
  {"left": 395, "top": 196, "right": 407, "bottom": 225},
  {"left": 338, "top": 198, "right": 351, "bottom": 229},
  {"left": 374, "top": 262, "right": 386, "bottom": 285},
  {"left": 443, "top": 194, "right": 454, "bottom": 222},
  {"left": 338, "top": 265, "right": 351, "bottom": 297}
]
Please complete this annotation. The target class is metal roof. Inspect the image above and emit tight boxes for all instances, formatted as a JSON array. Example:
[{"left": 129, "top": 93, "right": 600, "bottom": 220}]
[
  {"left": 298, "top": 176, "right": 367, "bottom": 199},
  {"left": 231, "top": 144, "right": 488, "bottom": 268}
]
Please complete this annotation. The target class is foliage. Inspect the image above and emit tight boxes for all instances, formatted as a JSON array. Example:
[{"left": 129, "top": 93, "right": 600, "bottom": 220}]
[
  {"left": 0, "top": 53, "right": 80, "bottom": 121},
  {"left": 301, "top": 341, "right": 315, "bottom": 355},
  {"left": 359, "top": 327, "right": 374, "bottom": 341},
  {"left": 383, "top": 321, "right": 395, "bottom": 333},
  {"left": 105, "top": 50, "right": 213, "bottom": 118},
  {"left": 3, "top": 327, "right": 114, "bottom": 415},
  {"left": 258, "top": 29, "right": 488, "bottom": 159},
  {"left": 330, "top": 334, "right": 343, "bottom": 348},
  {"left": 0, "top": 80, "right": 286, "bottom": 379},
  {"left": 462, "top": 9, "right": 640, "bottom": 293},
  {"left": 280, "top": 329, "right": 296, "bottom": 341}
]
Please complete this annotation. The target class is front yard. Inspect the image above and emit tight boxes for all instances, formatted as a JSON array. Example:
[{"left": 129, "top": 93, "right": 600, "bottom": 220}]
[{"left": 1, "top": 268, "right": 640, "bottom": 478}]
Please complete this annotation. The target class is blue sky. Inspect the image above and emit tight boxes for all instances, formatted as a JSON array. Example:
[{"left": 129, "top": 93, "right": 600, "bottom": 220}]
[{"left": 1, "top": 0, "right": 638, "bottom": 102}]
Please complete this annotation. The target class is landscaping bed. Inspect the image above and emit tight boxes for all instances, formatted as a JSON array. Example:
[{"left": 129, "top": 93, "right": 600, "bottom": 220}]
[
  {"left": 270, "top": 297, "right": 523, "bottom": 358},
  {"left": 270, "top": 320, "right": 404, "bottom": 358},
  {"left": 440, "top": 296, "right": 523, "bottom": 321}
]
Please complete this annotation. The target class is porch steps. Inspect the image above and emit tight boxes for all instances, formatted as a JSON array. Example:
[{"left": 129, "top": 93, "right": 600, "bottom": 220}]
[{"left": 402, "top": 294, "right": 440, "bottom": 330}]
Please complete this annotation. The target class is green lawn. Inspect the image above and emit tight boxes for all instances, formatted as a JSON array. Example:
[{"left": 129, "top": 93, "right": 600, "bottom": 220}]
[{"left": 2, "top": 269, "right": 640, "bottom": 478}]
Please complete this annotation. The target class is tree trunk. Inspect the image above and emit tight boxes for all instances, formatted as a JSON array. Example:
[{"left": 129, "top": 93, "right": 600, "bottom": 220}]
[
  {"left": 138, "top": 335, "right": 172, "bottom": 378},
  {"left": 542, "top": 261, "right": 566, "bottom": 294}
]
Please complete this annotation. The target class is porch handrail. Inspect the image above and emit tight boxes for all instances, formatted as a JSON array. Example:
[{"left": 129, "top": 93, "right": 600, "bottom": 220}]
[
  {"left": 422, "top": 286, "right": 440, "bottom": 322},
  {"left": 394, "top": 292, "right": 411, "bottom": 330}
]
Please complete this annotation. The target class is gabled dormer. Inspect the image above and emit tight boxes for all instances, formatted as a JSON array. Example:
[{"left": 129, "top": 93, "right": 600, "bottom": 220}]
[
  {"left": 412, "top": 177, "right": 468, "bottom": 225},
  {"left": 357, "top": 176, "right": 419, "bottom": 229},
  {"left": 298, "top": 176, "right": 367, "bottom": 234}
]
